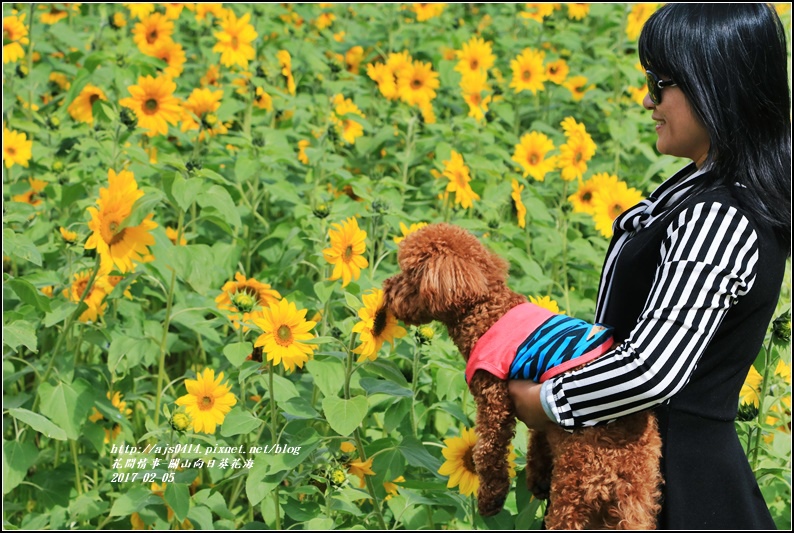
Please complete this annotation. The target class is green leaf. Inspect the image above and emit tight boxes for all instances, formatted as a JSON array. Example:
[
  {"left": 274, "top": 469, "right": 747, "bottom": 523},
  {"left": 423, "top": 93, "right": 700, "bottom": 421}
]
[
  {"left": 279, "top": 397, "right": 319, "bottom": 419},
  {"left": 171, "top": 175, "right": 205, "bottom": 212},
  {"left": 3, "top": 320, "right": 38, "bottom": 353},
  {"left": 220, "top": 407, "right": 263, "bottom": 437},
  {"left": 108, "top": 335, "right": 158, "bottom": 376},
  {"left": 109, "top": 485, "right": 159, "bottom": 517},
  {"left": 37, "top": 378, "right": 95, "bottom": 440},
  {"left": 313, "top": 281, "right": 335, "bottom": 305},
  {"left": 69, "top": 492, "right": 110, "bottom": 522},
  {"left": 3, "top": 229, "right": 42, "bottom": 266},
  {"left": 164, "top": 482, "right": 190, "bottom": 522},
  {"left": 2, "top": 439, "right": 38, "bottom": 494},
  {"left": 306, "top": 358, "right": 345, "bottom": 398},
  {"left": 223, "top": 342, "right": 253, "bottom": 367},
  {"left": 44, "top": 300, "right": 79, "bottom": 328},
  {"left": 359, "top": 377, "right": 413, "bottom": 398},
  {"left": 7, "top": 408, "right": 67, "bottom": 440},
  {"left": 398, "top": 436, "right": 442, "bottom": 477},
  {"left": 321, "top": 395, "right": 368, "bottom": 437},
  {"left": 197, "top": 185, "right": 241, "bottom": 228},
  {"left": 6, "top": 278, "right": 52, "bottom": 313}
]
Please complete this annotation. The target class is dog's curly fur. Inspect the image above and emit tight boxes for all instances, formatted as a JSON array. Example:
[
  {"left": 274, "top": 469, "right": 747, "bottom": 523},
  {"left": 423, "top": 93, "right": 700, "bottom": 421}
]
[{"left": 382, "top": 223, "right": 663, "bottom": 529}]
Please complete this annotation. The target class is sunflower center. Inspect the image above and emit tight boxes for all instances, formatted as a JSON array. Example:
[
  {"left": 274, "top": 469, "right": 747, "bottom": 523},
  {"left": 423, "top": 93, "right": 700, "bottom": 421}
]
[
  {"left": 343, "top": 245, "right": 354, "bottom": 262},
  {"left": 199, "top": 395, "right": 215, "bottom": 410},
  {"left": 522, "top": 69, "right": 532, "bottom": 81},
  {"left": 75, "top": 279, "right": 89, "bottom": 296},
  {"left": 276, "top": 324, "right": 293, "bottom": 346},
  {"left": 411, "top": 78, "right": 423, "bottom": 89},
  {"left": 147, "top": 29, "right": 158, "bottom": 44},
  {"left": 6, "top": 146, "right": 16, "bottom": 156},
  {"left": 609, "top": 204, "right": 624, "bottom": 218},
  {"left": 463, "top": 447, "right": 476, "bottom": 473},
  {"left": 469, "top": 93, "right": 481, "bottom": 105},
  {"left": 528, "top": 154, "right": 539, "bottom": 165},
  {"left": 106, "top": 220, "right": 128, "bottom": 246},
  {"left": 144, "top": 98, "right": 159, "bottom": 113},
  {"left": 469, "top": 59, "right": 479, "bottom": 71},
  {"left": 372, "top": 307, "right": 388, "bottom": 337},
  {"left": 231, "top": 36, "right": 239, "bottom": 48},
  {"left": 573, "top": 151, "right": 583, "bottom": 164},
  {"left": 232, "top": 291, "right": 256, "bottom": 313},
  {"left": 582, "top": 192, "right": 592, "bottom": 202},
  {"left": 89, "top": 93, "right": 100, "bottom": 106}
]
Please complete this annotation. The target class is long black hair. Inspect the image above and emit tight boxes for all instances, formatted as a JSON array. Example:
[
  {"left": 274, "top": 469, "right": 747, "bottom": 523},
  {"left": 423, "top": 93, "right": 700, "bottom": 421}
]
[{"left": 639, "top": 3, "right": 791, "bottom": 251}]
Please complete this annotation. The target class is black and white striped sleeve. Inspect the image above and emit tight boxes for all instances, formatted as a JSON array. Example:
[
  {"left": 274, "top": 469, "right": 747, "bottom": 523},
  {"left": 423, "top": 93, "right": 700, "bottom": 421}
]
[{"left": 543, "top": 201, "right": 759, "bottom": 429}]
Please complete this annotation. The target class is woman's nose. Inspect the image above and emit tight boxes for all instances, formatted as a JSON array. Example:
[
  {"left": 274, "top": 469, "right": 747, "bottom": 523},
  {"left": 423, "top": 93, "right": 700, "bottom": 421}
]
[{"left": 642, "top": 91, "right": 655, "bottom": 110}]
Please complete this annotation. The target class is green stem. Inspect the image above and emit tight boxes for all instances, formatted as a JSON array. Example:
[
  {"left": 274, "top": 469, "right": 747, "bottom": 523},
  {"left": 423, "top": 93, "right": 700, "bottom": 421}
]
[
  {"left": 401, "top": 115, "right": 417, "bottom": 187},
  {"left": 353, "top": 428, "right": 387, "bottom": 530},
  {"left": 38, "top": 256, "right": 102, "bottom": 391},
  {"left": 410, "top": 343, "right": 422, "bottom": 438},
  {"left": 751, "top": 337, "right": 776, "bottom": 470},
  {"left": 560, "top": 181, "right": 571, "bottom": 313},
  {"left": 153, "top": 212, "right": 183, "bottom": 427},
  {"left": 269, "top": 361, "right": 282, "bottom": 530},
  {"left": 71, "top": 440, "right": 83, "bottom": 496}
]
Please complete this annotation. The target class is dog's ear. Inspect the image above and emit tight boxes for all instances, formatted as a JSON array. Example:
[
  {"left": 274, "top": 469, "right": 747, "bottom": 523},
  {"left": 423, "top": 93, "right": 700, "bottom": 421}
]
[{"left": 420, "top": 252, "right": 490, "bottom": 315}]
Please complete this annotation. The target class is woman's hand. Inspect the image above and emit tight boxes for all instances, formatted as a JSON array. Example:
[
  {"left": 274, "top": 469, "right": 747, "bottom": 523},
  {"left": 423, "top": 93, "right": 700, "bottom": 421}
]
[{"left": 508, "top": 380, "right": 556, "bottom": 431}]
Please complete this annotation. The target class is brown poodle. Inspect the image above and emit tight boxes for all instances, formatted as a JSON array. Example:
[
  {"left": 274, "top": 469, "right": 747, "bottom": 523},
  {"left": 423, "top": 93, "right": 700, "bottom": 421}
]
[{"left": 382, "top": 223, "right": 662, "bottom": 529}]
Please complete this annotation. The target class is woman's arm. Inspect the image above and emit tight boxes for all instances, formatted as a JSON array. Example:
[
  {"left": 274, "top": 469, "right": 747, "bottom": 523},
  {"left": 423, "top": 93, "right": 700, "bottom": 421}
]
[{"left": 516, "top": 201, "right": 759, "bottom": 430}]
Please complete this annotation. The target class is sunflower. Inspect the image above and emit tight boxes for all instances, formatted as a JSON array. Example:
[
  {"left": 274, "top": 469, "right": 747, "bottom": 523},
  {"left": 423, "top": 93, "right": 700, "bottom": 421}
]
[
  {"left": 277, "top": 50, "right": 296, "bottom": 95},
  {"left": 626, "top": 3, "right": 659, "bottom": 41},
  {"left": 739, "top": 365, "right": 763, "bottom": 409},
  {"left": 252, "top": 298, "right": 318, "bottom": 372},
  {"left": 347, "top": 457, "right": 376, "bottom": 488},
  {"left": 558, "top": 117, "right": 597, "bottom": 181},
  {"left": 413, "top": 3, "right": 446, "bottom": 21},
  {"left": 84, "top": 168, "right": 158, "bottom": 273},
  {"left": 215, "top": 272, "right": 281, "bottom": 331},
  {"left": 330, "top": 94, "right": 366, "bottom": 145},
  {"left": 441, "top": 150, "right": 480, "bottom": 209},
  {"left": 49, "top": 72, "right": 71, "bottom": 91},
  {"left": 322, "top": 217, "right": 369, "bottom": 287},
  {"left": 297, "top": 139, "right": 310, "bottom": 164},
  {"left": 397, "top": 60, "right": 440, "bottom": 107},
  {"left": 511, "top": 179, "right": 527, "bottom": 229},
  {"left": 88, "top": 391, "right": 133, "bottom": 444},
  {"left": 188, "top": 3, "right": 226, "bottom": 22},
  {"left": 201, "top": 64, "right": 221, "bottom": 87},
  {"left": 119, "top": 74, "right": 182, "bottom": 137},
  {"left": 3, "top": 14, "right": 29, "bottom": 64},
  {"left": 591, "top": 181, "right": 644, "bottom": 238},
  {"left": 509, "top": 47, "right": 547, "bottom": 94},
  {"left": 175, "top": 368, "right": 237, "bottom": 435},
  {"left": 39, "top": 3, "right": 79, "bottom": 25},
  {"left": 545, "top": 58, "right": 569, "bottom": 84},
  {"left": 67, "top": 84, "right": 108, "bottom": 124},
  {"left": 566, "top": 3, "right": 590, "bottom": 20},
  {"left": 3, "top": 128, "right": 33, "bottom": 169},
  {"left": 60, "top": 226, "right": 78, "bottom": 243},
  {"left": 393, "top": 221, "right": 428, "bottom": 244},
  {"left": 384, "top": 476, "right": 405, "bottom": 501},
  {"left": 314, "top": 12, "right": 335, "bottom": 30},
  {"left": 132, "top": 12, "right": 174, "bottom": 56},
  {"left": 254, "top": 87, "right": 273, "bottom": 111},
  {"left": 562, "top": 75, "right": 592, "bottom": 102},
  {"left": 529, "top": 295, "right": 563, "bottom": 314},
  {"left": 568, "top": 172, "right": 619, "bottom": 215},
  {"left": 181, "top": 87, "right": 226, "bottom": 137},
  {"left": 419, "top": 100, "right": 437, "bottom": 125},
  {"left": 11, "top": 177, "right": 46, "bottom": 206},
  {"left": 165, "top": 226, "right": 186, "bottom": 246},
  {"left": 213, "top": 10, "right": 257, "bottom": 69},
  {"left": 344, "top": 45, "right": 365, "bottom": 74},
  {"left": 520, "top": 3, "right": 556, "bottom": 23},
  {"left": 455, "top": 36, "right": 495, "bottom": 77},
  {"left": 352, "top": 289, "right": 407, "bottom": 362},
  {"left": 124, "top": 3, "right": 156, "bottom": 20},
  {"left": 512, "top": 131, "right": 557, "bottom": 182},
  {"left": 63, "top": 270, "right": 108, "bottom": 323},
  {"left": 163, "top": 3, "right": 186, "bottom": 20},
  {"left": 151, "top": 39, "right": 186, "bottom": 79},
  {"left": 437, "top": 427, "right": 480, "bottom": 496},
  {"left": 367, "top": 51, "right": 412, "bottom": 100},
  {"left": 459, "top": 70, "right": 492, "bottom": 122}
]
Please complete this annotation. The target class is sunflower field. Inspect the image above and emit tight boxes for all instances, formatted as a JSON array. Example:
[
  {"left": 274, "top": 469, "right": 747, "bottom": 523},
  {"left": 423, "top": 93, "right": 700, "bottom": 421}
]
[{"left": 2, "top": 3, "right": 791, "bottom": 530}]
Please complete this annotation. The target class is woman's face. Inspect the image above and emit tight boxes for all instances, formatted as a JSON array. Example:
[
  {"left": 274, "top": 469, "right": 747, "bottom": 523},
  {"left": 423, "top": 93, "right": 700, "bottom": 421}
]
[{"left": 643, "top": 79, "right": 711, "bottom": 168}]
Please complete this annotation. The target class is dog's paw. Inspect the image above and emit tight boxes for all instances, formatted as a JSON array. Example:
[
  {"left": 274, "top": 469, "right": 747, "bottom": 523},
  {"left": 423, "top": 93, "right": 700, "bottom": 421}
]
[
  {"left": 477, "top": 495, "right": 506, "bottom": 517},
  {"left": 527, "top": 478, "right": 550, "bottom": 500}
]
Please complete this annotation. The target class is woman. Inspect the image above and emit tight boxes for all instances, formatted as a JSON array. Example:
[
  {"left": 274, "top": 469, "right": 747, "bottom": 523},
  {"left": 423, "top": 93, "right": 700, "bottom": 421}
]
[{"left": 509, "top": 4, "right": 790, "bottom": 529}]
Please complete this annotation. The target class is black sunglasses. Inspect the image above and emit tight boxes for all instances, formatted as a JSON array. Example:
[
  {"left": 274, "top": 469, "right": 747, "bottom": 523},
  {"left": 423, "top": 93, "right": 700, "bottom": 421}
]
[{"left": 645, "top": 70, "right": 677, "bottom": 105}]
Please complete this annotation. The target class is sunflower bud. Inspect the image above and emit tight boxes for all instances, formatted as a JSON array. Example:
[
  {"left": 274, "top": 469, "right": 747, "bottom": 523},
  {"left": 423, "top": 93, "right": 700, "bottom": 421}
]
[
  {"left": 415, "top": 325, "right": 435, "bottom": 344},
  {"left": 52, "top": 160, "right": 64, "bottom": 172},
  {"left": 329, "top": 466, "right": 347, "bottom": 487},
  {"left": 15, "top": 64, "right": 28, "bottom": 78},
  {"left": 313, "top": 203, "right": 330, "bottom": 219},
  {"left": 47, "top": 116, "right": 61, "bottom": 130},
  {"left": 170, "top": 412, "right": 190, "bottom": 432},
  {"left": 737, "top": 401, "right": 759, "bottom": 422},
  {"left": 119, "top": 107, "right": 137, "bottom": 130},
  {"left": 772, "top": 310, "right": 791, "bottom": 346}
]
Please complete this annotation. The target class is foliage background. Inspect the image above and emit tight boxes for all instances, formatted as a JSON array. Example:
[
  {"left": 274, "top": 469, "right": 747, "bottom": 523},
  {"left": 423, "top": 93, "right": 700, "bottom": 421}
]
[{"left": 3, "top": 3, "right": 791, "bottom": 530}]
